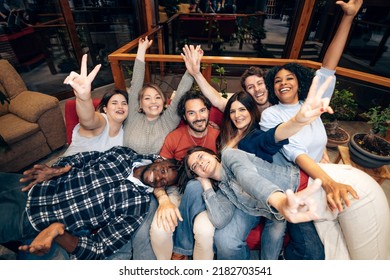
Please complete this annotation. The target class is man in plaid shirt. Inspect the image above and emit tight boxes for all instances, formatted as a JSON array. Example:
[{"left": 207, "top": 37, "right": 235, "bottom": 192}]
[{"left": 0, "top": 146, "right": 182, "bottom": 259}]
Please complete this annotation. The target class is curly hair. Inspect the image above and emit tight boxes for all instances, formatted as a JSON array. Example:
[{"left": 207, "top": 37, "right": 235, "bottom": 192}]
[{"left": 265, "top": 63, "right": 314, "bottom": 105}]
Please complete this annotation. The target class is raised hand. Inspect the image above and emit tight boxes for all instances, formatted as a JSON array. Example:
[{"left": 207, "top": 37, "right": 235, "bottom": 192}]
[
  {"left": 63, "top": 54, "right": 101, "bottom": 101},
  {"left": 294, "top": 75, "right": 334, "bottom": 125},
  {"left": 136, "top": 36, "right": 153, "bottom": 62},
  {"left": 181, "top": 44, "right": 203, "bottom": 76},
  {"left": 336, "top": 0, "right": 363, "bottom": 17},
  {"left": 20, "top": 164, "right": 72, "bottom": 192}
]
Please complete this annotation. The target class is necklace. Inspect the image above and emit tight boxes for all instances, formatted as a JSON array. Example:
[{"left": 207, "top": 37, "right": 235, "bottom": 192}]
[{"left": 188, "top": 127, "right": 208, "bottom": 147}]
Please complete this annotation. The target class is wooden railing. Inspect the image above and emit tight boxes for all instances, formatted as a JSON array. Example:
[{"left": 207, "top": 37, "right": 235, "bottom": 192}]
[{"left": 108, "top": 26, "right": 390, "bottom": 92}]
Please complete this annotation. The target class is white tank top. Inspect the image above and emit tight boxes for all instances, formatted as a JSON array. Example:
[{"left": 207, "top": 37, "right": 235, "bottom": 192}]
[{"left": 62, "top": 114, "right": 124, "bottom": 157}]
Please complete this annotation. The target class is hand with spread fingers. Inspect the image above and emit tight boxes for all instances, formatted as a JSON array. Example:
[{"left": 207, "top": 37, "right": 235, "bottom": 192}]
[
  {"left": 20, "top": 164, "right": 72, "bottom": 192},
  {"left": 63, "top": 54, "right": 101, "bottom": 101}
]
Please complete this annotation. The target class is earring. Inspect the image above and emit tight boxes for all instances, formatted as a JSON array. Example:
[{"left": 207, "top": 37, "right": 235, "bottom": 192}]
[{"left": 138, "top": 107, "right": 144, "bottom": 113}]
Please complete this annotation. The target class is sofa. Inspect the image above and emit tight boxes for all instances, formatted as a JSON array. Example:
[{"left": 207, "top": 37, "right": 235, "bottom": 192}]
[{"left": 0, "top": 59, "right": 66, "bottom": 172}]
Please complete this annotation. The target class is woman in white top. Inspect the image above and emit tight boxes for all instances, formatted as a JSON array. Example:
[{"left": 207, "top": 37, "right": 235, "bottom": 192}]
[{"left": 63, "top": 54, "right": 128, "bottom": 157}]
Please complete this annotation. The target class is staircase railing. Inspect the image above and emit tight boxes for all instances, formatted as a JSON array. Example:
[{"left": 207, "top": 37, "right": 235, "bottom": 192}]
[{"left": 108, "top": 25, "right": 390, "bottom": 94}]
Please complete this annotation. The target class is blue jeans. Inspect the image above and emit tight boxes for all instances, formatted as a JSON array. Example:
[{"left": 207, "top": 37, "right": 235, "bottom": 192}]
[
  {"left": 0, "top": 172, "right": 67, "bottom": 260},
  {"left": 173, "top": 180, "right": 206, "bottom": 255},
  {"left": 214, "top": 207, "right": 260, "bottom": 260},
  {"left": 284, "top": 221, "right": 325, "bottom": 260},
  {"left": 260, "top": 219, "right": 286, "bottom": 260},
  {"left": 108, "top": 196, "right": 158, "bottom": 260},
  {"left": 0, "top": 172, "right": 35, "bottom": 243}
]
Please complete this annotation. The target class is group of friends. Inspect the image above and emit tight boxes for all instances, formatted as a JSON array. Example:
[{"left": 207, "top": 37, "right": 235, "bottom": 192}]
[{"left": 1, "top": 0, "right": 389, "bottom": 260}]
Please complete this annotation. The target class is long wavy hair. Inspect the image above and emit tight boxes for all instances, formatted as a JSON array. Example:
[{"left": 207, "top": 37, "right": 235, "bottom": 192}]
[
  {"left": 218, "top": 91, "right": 261, "bottom": 151},
  {"left": 265, "top": 63, "right": 314, "bottom": 105},
  {"left": 177, "top": 146, "right": 220, "bottom": 193}
]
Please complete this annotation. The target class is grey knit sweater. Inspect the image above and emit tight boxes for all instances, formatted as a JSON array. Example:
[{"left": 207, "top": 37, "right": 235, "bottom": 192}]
[{"left": 123, "top": 59, "right": 194, "bottom": 154}]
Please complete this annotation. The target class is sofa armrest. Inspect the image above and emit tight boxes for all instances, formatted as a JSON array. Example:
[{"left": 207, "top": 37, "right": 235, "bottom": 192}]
[{"left": 9, "top": 91, "right": 59, "bottom": 123}]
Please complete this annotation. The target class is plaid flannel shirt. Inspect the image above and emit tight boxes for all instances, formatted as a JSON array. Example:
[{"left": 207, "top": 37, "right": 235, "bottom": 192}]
[{"left": 26, "top": 146, "right": 160, "bottom": 259}]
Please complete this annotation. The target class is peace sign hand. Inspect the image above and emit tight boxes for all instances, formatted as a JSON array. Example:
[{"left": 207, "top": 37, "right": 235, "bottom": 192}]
[
  {"left": 63, "top": 54, "right": 101, "bottom": 101},
  {"left": 295, "top": 75, "right": 334, "bottom": 126}
]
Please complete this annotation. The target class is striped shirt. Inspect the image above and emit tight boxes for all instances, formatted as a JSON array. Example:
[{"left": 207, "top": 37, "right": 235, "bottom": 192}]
[{"left": 26, "top": 146, "right": 159, "bottom": 259}]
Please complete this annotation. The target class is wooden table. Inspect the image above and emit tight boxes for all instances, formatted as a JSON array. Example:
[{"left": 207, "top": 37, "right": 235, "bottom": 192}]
[{"left": 334, "top": 145, "right": 390, "bottom": 184}]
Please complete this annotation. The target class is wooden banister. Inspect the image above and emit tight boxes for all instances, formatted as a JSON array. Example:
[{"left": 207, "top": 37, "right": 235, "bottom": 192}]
[{"left": 108, "top": 19, "right": 390, "bottom": 91}]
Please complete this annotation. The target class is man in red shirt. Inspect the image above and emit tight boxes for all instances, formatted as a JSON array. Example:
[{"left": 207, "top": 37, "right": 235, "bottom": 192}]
[{"left": 151, "top": 90, "right": 220, "bottom": 260}]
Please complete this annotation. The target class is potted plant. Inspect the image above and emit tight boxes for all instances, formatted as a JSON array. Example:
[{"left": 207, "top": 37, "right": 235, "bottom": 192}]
[
  {"left": 321, "top": 85, "right": 357, "bottom": 148},
  {"left": 348, "top": 106, "right": 390, "bottom": 169}
]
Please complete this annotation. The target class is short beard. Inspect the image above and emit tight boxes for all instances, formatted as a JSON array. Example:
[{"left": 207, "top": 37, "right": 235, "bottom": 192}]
[
  {"left": 139, "top": 164, "right": 152, "bottom": 185},
  {"left": 188, "top": 119, "right": 209, "bottom": 133}
]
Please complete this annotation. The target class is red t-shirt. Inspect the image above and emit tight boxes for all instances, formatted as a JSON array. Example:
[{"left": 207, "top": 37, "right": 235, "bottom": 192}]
[{"left": 160, "top": 125, "right": 220, "bottom": 160}]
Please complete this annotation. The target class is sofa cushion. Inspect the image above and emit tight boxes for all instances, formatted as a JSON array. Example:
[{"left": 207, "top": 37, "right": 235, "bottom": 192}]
[
  {"left": 0, "top": 60, "right": 28, "bottom": 99},
  {"left": 0, "top": 84, "right": 9, "bottom": 117},
  {"left": 9, "top": 91, "right": 59, "bottom": 123},
  {"left": 0, "top": 113, "right": 40, "bottom": 145}
]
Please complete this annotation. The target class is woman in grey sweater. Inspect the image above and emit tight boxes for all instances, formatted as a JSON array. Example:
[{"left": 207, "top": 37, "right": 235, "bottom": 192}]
[{"left": 123, "top": 36, "right": 194, "bottom": 154}]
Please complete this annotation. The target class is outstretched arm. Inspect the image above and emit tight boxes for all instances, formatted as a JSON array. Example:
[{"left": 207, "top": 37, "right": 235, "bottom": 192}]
[
  {"left": 274, "top": 75, "right": 334, "bottom": 142},
  {"left": 64, "top": 54, "right": 103, "bottom": 132},
  {"left": 322, "top": 0, "right": 363, "bottom": 70},
  {"left": 296, "top": 154, "right": 358, "bottom": 212},
  {"left": 181, "top": 44, "right": 228, "bottom": 112}
]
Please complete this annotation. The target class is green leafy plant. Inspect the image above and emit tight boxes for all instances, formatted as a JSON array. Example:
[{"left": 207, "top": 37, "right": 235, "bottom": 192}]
[
  {"left": 322, "top": 85, "right": 358, "bottom": 123},
  {"left": 361, "top": 106, "right": 390, "bottom": 137},
  {"left": 352, "top": 106, "right": 390, "bottom": 158},
  {"left": 210, "top": 64, "right": 228, "bottom": 98},
  {"left": 322, "top": 85, "right": 357, "bottom": 145}
]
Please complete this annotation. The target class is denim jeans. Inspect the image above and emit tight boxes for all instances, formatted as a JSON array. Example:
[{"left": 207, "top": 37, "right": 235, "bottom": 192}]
[
  {"left": 107, "top": 195, "right": 158, "bottom": 260},
  {"left": 214, "top": 207, "right": 260, "bottom": 260},
  {"left": 284, "top": 221, "right": 325, "bottom": 260},
  {"left": 0, "top": 172, "right": 32, "bottom": 243},
  {"left": 173, "top": 179, "right": 214, "bottom": 258},
  {"left": 215, "top": 149, "right": 325, "bottom": 259},
  {"left": 0, "top": 172, "right": 68, "bottom": 260},
  {"left": 260, "top": 219, "right": 286, "bottom": 260}
]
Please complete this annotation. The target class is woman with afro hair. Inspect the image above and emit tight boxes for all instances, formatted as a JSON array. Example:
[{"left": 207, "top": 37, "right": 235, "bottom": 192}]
[{"left": 260, "top": 0, "right": 364, "bottom": 259}]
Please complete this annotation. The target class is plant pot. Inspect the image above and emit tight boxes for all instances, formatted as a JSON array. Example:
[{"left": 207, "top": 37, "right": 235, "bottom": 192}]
[
  {"left": 325, "top": 125, "right": 350, "bottom": 148},
  {"left": 348, "top": 133, "right": 390, "bottom": 169}
]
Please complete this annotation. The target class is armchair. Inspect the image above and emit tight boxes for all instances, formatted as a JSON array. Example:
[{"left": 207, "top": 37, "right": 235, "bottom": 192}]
[{"left": 0, "top": 59, "right": 66, "bottom": 172}]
